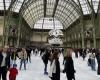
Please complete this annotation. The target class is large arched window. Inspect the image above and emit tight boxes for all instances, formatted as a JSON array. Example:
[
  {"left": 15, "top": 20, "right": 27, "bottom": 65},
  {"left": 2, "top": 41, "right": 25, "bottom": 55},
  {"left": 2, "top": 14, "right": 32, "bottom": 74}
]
[{"left": 34, "top": 17, "right": 63, "bottom": 29}]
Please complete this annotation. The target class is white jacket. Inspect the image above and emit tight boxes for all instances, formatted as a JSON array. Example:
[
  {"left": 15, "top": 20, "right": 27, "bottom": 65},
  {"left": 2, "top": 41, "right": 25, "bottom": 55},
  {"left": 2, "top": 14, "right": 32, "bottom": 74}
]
[{"left": 49, "top": 60, "right": 56, "bottom": 77}]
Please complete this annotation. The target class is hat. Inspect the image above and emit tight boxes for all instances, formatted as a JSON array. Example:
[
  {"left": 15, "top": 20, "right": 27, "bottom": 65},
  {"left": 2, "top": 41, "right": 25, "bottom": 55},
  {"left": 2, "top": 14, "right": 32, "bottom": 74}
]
[{"left": 13, "top": 64, "right": 17, "bottom": 68}]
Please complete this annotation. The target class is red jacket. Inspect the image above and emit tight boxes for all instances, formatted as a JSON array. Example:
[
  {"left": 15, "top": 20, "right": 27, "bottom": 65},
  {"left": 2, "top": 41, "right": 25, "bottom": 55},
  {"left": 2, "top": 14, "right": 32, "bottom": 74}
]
[{"left": 9, "top": 68, "right": 18, "bottom": 78}]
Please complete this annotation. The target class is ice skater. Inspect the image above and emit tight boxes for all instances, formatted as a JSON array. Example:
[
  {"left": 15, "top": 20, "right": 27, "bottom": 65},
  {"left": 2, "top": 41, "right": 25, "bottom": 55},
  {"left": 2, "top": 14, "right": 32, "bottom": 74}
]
[{"left": 9, "top": 64, "right": 18, "bottom": 80}]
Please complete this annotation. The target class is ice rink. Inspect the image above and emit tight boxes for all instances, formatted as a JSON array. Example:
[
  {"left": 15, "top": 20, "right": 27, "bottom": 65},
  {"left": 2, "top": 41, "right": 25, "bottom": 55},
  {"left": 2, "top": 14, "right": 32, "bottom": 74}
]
[{"left": 7, "top": 53, "right": 100, "bottom": 80}]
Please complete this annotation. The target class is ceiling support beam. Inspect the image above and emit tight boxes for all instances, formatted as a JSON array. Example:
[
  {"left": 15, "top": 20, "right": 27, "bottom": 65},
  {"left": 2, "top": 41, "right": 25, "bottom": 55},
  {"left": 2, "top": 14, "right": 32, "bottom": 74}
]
[
  {"left": 2, "top": 0, "right": 6, "bottom": 46},
  {"left": 87, "top": 0, "right": 95, "bottom": 13},
  {"left": 19, "top": 0, "right": 26, "bottom": 13},
  {"left": 77, "top": 0, "right": 85, "bottom": 48},
  {"left": 8, "top": 0, "right": 17, "bottom": 11},
  {"left": 44, "top": 0, "right": 47, "bottom": 17},
  {"left": 97, "top": 0, "right": 100, "bottom": 13},
  {"left": 52, "top": 0, "right": 59, "bottom": 17}
]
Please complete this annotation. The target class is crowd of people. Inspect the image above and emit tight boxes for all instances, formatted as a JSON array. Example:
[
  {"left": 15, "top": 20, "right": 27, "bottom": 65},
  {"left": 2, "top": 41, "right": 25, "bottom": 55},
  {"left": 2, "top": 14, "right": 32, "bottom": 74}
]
[
  {"left": 41, "top": 48, "right": 100, "bottom": 80},
  {"left": 74, "top": 48, "right": 100, "bottom": 74},
  {"left": 0, "top": 45, "right": 100, "bottom": 80},
  {"left": 41, "top": 48, "right": 76, "bottom": 80},
  {"left": 0, "top": 46, "right": 33, "bottom": 80}
]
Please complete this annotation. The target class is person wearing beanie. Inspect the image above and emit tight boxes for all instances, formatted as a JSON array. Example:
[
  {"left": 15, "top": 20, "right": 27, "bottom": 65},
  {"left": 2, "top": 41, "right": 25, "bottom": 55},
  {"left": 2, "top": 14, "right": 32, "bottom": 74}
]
[{"left": 9, "top": 64, "right": 18, "bottom": 80}]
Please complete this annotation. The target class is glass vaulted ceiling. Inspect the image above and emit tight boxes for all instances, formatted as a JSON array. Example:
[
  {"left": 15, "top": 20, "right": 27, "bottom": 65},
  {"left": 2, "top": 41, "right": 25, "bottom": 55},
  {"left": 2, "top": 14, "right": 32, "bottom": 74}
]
[
  {"left": 21, "top": 0, "right": 80, "bottom": 29},
  {"left": 0, "top": 0, "right": 24, "bottom": 12},
  {"left": 34, "top": 17, "right": 63, "bottom": 29},
  {"left": 0, "top": 0, "right": 11, "bottom": 10},
  {"left": 0, "top": 0, "right": 100, "bottom": 29}
]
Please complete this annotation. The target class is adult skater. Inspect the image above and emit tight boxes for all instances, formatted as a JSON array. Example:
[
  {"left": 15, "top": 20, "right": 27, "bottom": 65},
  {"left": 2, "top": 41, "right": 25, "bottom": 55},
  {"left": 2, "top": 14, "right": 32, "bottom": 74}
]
[
  {"left": 0, "top": 46, "right": 10, "bottom": 80},
  {"left": 42, "top": 49, "right": 50, "bottom": 75},
  {"left": 26, "top": 47, "right": 31, "bottom": 63},
  {"left": 10, "top": 48, "right": 18, "bottom": 65},
  {"left": 63, "top": 48, "right": 76, "bottom": 80},
  {"left": 90, "top": 51, "right": 96, "bottom": 71},
  {"left": 19, "top": 48, "right": 27, "bottom": 70},
  {"left": 49, "top": 49, "right": 60, "bottom": 80},
  {"left": 96, "top": 49, "right": 100, "bottom": 75}
]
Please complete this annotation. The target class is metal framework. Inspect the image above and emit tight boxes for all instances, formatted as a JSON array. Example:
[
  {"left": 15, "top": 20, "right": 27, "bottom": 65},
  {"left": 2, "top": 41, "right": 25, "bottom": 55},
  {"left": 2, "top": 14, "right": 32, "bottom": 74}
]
[{"left": 0, "top": 0, "right": 100, "bottom": 29}]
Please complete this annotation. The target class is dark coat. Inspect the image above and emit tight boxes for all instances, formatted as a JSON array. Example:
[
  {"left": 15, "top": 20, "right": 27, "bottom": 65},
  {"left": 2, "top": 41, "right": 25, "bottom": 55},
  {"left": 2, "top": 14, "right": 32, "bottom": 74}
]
[
  {"left": 63, "top": 57, "right": 75, "bottom": 79},
  {"left": 52, "top": 59, "right": 60, "bottom": 80},
  {"left": 96, "top": 52, "right": 100, "bottom": 75},
  {"left": 26, "top": 48, "right": 31, "bottom": 56},
  {"left": 42, "top": 50, "right": 50, "bottom": 64},
  {"left": 0, "top": 52, "right": 10, "bottom": 69},
  {"left": 97, "top": 61, "right": 100, "bottom": 75}
]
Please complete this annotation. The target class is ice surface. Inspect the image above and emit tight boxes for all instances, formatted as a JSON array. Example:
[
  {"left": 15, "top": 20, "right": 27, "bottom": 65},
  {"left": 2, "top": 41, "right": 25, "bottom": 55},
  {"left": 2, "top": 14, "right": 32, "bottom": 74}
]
[{"left": 7, "top": 52, "right": 100, "bottom": 80}]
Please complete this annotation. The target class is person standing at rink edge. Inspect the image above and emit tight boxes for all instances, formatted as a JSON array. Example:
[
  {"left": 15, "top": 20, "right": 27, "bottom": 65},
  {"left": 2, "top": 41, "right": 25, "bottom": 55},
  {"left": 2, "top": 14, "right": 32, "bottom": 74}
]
[{"left": 63, "top": 48, "right": 76, "bottom": 80}]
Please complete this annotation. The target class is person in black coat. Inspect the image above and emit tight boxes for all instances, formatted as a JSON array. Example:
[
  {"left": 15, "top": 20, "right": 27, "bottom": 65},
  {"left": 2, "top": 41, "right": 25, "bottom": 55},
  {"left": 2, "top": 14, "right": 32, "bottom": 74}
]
[
  {"left": 96, "top": 49, "right": 100, "bottom": 75},
  {"left": 26, "top": 48, "right": 32, "bottom": 63},
  {"left": 63, "top": 49, "right": 76, "bottom": 80},
  {"left": 49, "top": 49, "right": 60, "bottom": 80},
  {"left": 42, "top": 49, "right": 50, "bottom": 75},
  {"left": 0, "top": 46, "right": 10, "bottom": 80}
]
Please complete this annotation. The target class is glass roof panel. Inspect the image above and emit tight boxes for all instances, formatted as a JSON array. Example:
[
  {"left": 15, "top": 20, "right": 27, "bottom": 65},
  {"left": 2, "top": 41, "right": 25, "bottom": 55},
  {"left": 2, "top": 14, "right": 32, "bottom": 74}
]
[
  {"left": 0, "top": 0, "right": 4, "bottom": 10},
  {"left": 46, "top": 0, "right": 56, "bottom": 16},
  {"left": 34, "top": 17, "right": 63, "bottom": 29},
  {"left": 22, "top": 0, "right": 44, "bottom": 28},
  {"left": 92, "top": 0, "right": 99, "bottom": 13},
  {"left": 0, "top": 0, "right": 11, "bottom": 10},
  {"left": 79, "top": 0, "right": 91, "bottom": 15},
  {"left": 12, "top": 0, "right": 24, "bottom": 12}
]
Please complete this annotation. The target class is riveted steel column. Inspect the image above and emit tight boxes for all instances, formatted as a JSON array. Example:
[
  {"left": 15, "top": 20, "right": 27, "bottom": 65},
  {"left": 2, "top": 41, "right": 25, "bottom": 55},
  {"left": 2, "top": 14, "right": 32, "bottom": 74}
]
[
  {"left": 77, "top": 0, "right": 84, "bottom": 48},
  {"left": 17, "top": 14, "right": 22, "bottom": 47},
  {"left": 2, "top": 0, "right": 6, "bottom": 46}
]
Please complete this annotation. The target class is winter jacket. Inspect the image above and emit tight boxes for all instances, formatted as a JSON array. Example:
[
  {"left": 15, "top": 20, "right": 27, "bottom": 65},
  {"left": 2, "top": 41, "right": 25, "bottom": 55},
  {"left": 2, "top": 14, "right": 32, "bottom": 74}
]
[
  {"left": 63, "top": 57, "right": 75, "bottom": 79},
  {"left": 18, "top": 51, "right": 27, "bottom": 59},
  {"left": 9, "top": 68, "right": 18, "bottom": 80},
  {"left": 0, "top": 52, "right": 10, "bottom": 69},
  {"left": 49, "top": 59, "right": 60, "bottom": 80}
]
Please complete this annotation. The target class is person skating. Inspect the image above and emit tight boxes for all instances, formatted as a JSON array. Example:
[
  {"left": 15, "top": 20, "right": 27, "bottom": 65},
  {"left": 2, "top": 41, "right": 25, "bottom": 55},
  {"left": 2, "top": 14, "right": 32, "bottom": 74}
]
[
  {"left": 26, "top": 48, "right": 31, "bottom": 63},
  {"left": 96, "top": 49, "right": 100, "bottom": 75},
  {"left": 49, "top": 49, "right": 60, "bottom": 80},
  {"left": 63, "top": 48, "right": 76, "bottom": 80},
  {"left": 19, "top": 48, "right": 27, "bottom": 70},
  {"left": 0, "top": 46, "right": 10, "bottom": 80},
  {"left": 42, "top": 49, "right": 50, "bottom": 75},
  {"left": 9, "top": 64, "right": 18, "bottom": 80},
  {"left": 90, "top": 52, "right": 96, "bottom": 71},
  {"left": 10, "top": 48, "right": 18, "bottom": 66}
]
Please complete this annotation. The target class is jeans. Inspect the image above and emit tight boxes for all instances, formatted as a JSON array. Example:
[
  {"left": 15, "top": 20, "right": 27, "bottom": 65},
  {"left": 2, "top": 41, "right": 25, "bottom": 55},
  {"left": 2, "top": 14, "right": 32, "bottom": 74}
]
[
  {"left": 11, "top": 59, "right": 16, "bottom": 67},
  {"left": 27, "top": 56, "right": 31, "bottom": 63},
  {"left": 91, "top": 59, "right": 96, "bottom": 71},
  {"left": 44, "top": 64, "right": 48, "bottom": 74},
  {"left": 19, "top": 59, "right": 26, "bottom": 70}
]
